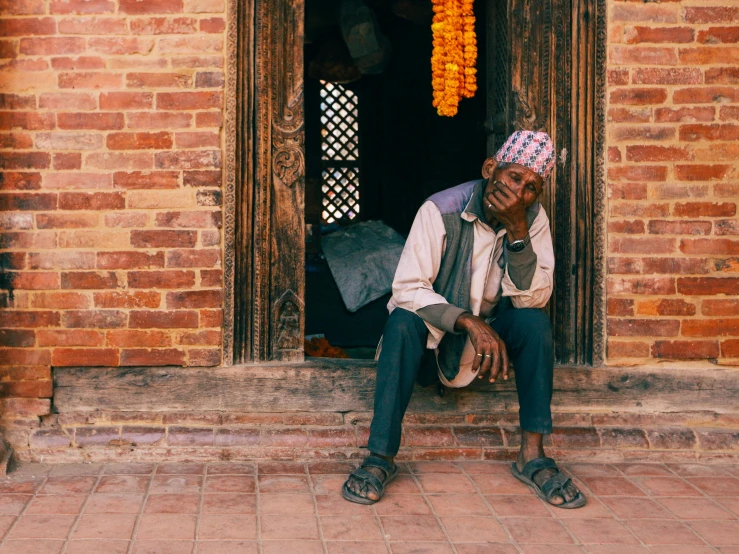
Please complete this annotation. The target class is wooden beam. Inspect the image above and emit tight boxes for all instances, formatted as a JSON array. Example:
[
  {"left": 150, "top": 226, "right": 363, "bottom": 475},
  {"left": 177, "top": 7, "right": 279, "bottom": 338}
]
[{"left": 54, "top": 362, "right": 739, "bottom": 415}]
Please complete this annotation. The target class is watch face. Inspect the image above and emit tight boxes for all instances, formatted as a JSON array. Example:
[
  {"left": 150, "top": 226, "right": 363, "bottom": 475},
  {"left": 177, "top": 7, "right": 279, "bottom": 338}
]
[{"left": 507, "top": 240, "right": 526, "bottom": 253}]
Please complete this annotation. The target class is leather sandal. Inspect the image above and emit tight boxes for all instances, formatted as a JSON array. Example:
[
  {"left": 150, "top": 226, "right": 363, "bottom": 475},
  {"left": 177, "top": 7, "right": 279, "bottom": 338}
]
[
  {"left": 512, "top": 456, "right": 586, "bottom": 509},
  {"left": 342, "top": 455, "right": 398, "bottom": 505}
]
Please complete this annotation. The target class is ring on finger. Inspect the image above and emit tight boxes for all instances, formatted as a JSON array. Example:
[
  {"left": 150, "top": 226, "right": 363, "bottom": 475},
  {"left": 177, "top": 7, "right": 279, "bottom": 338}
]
[
  {"left": 484, "top": 354, "right": 492, "bottom": 358},
  {"left": 476, "top": 353, "right": 483, "bottom": 357}
]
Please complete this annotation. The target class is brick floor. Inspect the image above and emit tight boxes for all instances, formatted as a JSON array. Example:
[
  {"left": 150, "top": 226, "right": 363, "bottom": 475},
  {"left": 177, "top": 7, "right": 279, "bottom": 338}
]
[{"left": 0, "top": 461, "right": 737, "bottom": 553}]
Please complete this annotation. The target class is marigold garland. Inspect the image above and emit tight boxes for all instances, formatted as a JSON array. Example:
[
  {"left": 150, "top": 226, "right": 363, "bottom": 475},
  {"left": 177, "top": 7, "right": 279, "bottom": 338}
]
[{"left": 431, "top": 0, "right": 477, "bottom": 117}]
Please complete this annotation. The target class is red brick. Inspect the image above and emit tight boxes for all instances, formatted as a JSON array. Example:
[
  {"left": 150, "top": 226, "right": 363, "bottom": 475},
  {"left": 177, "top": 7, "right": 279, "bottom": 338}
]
[
  {"left": 609, "top": 202, "right": 669, "bottom": 220},
  {"left": 201, "top": 231, "right": 220, "bottom": 248},
  {"left": 157, "top": 91, "right": 223, "bottom": 111},
  {"left": 675, "top": 165, "right": 732, "bottom": 181},
  {"left": 128, "top": 270, "right": 195, "bottom": 289},
  {"left": 45, "top": 172, "right": 111, "bottom": 189},
  {"left": 51, "top": 347, "right": 119, "bottom": 366},
  {"left": 609, "top": 237, "right": 675, "bottom": 255},
  {"left": 166, "top": 290, "right": 221, "bottom": 309},
  {"left": 119, "top": 0, "right": 183, "bottom": 14},
  {"left": 212, "top": 428, "right": 259, "bottom": 446},
  {"left": 155, "top": 150, "right": 222, "bottom": 170},
  {"left": 167, "top": 426, "right": 214, "bottom": 446},
  {"left": 173, "top": 56, "right": 223, "bottom": 70},
  {"left": 625, "top": 145, "right": 691, "bottom": 162},
  {"left": 61, "top": 310, "right": 126, "bottom": 328},
  {"left": 130, "top": 230, "right": 197, "bottom": 248},
  {"left": 97, "top": 252, "right": 164, "bottom": 270},
  {"left": 8, "top": 271, "right": 61, "bottom": 290},
  {"left": 674, "top": 202, "right": 736, "bottom": 218},
  {"left": 694, "top": 142, "right": 739, "bottom": 162},
  {"left": 0, "top": 252, "right": 25, "bottom": 269},
  {"left": 199, "top": 309, "right": 222, "bottom": 327},
  {"left": 93, "top": 291, "right": 160, "bottom": 309},
  {"left": 58, "top": 72, "right": 122, "bottom": 89},
  {"left": 107, "top": 132, "right": 172, "bottom": 150},
  {"left": 715, "top": 184, "right": 739, "bottom": 198},
  {"left": 57, "top": 15, "right": 127, "bottom": 34},
  {"left": 199, "top": 269, "right": 221, "bottom": 287},
  {"left": 0, "top": 365, "right": 50, "bottom": 381},
  {"left": 0, "top": 173, "right": 41, "bottom": 191},
  {"left": 199, "top": 17, "right": 225, "bottom": 33},
  {"left": 679, "top": 47, "right": 739, "bottom": 65},
  {"left": 607, "top": 146, "right": 622, "bottom": 163},
  {"left": 612, "top": 127, "right": 675, "bottom": 143},
  {"left": 405, "top": 426, "right": 457, "bottom": 448},
  {"left": 88, "top": 37, "right": 154, "bottom": 56},
  {"left": 0, "top": 153, "right": 51, "bottom": 170},
  {"left": 19, "top": 37, "right": 85, "bottom": 55},
  {"left": 648, "top": 220, "right": 712, "bottom": 235},
  {"left": 0, "top": 132, "right": 33, "bottom": 149},
  {"left": 51, "top": 56, "right": 106, "bottom": 70},
  {"left": 702, "top": 299, "right": 739, "bottom": 316},
  {"left": 599, "top": 428, "right": 649, "bottom": 449},
  {"left": 183, "top": 170, "right": 221, "bottom": 187},
  {"left": 120, "top": 348, "right": 185, "bottom": 366},
  {"left": 37, "top": 329, "right": 102, "bottom": 346},
  {"left": 677, "top": 277, "right": 739, "bottom": 296},
  {"left": 158, "top": 36, "right": 222, "bottom": 53},
  {"left": 682, "top": 319, "right": 739, "bottom": 337},
  {"left": 126, "top": 73, "right": 192, "bottom": 88},
  {"left": 112, "top": 171, "right": 179, "bottom": 190},
  {"left": 607, "top": 276, "right": 676, "bottom": 295},
  {"left": 58, "top": 112, "right": 124, "bottom": 130},
  {"left": 58, "top": 192, "right": 125, "bottom": 210},
  {"left": 632, "top": 68, "right": 702, "bottom": 85},
  {"left": 680, "top": 124, "right": 739, "bottom": 142},
  {"left": 697, "top": 27, "right": 739, "bottom": 44},
  {"left": 677, "top": 86, "right": 739, "bottom": 105},
  {"left": 85, "top": 152, "right": 153, "bottom": 171},
  {"left": 130, "top": 16, "right": 197, "bottom": 34},
  {"left": 0, "top": 329, "right": 35, "bottom": 347},
  {"left": 53, "top": 153, "right": 82, "bottom": 170},
  {"left": 174, "top": 131, "right": 220, "bottom": 149},
  {"left": 654, "top": 107, "right": 715, "bottom": 123},
  {"left": 0, "top": 380, "right": 52, "bottom": 398},
  {"left": 0, "top": 192, "right": 56, "bottom": 211},
  {"left": 707, "top": 68, "right": 739, "bottom": 85},
  {"left": 636, "top": 299, "right": 696, "bottom": 316},
  {"left": 126, "top": 112, "right": 192, "bottom": 131},
  {"left": 684, "top": 7, "right": 739, "bottom": 24},
  {"left": 50, "top": 0, "right": 114, "bottom": 14},
  {"left": 608, "top": 166, "right": 667, "bottom": 182},
  {"left": 0, "top": 111, "right": 55, "bottom": 130},
  {"left": 609, "top": 88, "right": 668, "bottom": 105},
  {"left": 194, "top": 72, "right": 224, "bottom": 88},
  {"left": 610, "top": 46, "right": 678, "bottom": 66},
  {"left": 99, "top": 92, "right": 153, "bottom": 110},
  {"left": 61, "top": 271, "right": 120, "bottom": 289},
  {"left": 681, "top": 239, "right": 739, "bottom": 256},
  {"left": 28, "top": 252, "right": 96, "bottom": 270},
  {"left": 104, "top": 212, "right": 148, "bottom": 228},
  {"left": 37, "top": 92, "right": 94, "bottom": 111},
  {"left": 623, "top": 26, "right": 694, "bottom": 44},
  {"left": 195, "top": 111, "right": 222, "bottom": 127},
  {"left": 31, "top": 292, "right": 91, "bottom": 310},
  {"left": 106, "top": 330, "right": 171, "bottom": 347},
  {"left": 175, "top": 329, "right": 220, "bottom": 346},
  {"left": 607, "top": 340, "right": 650, "bottom": 359},
  {"left": 0, "top": 94, "right": 34, "bottom": 111},
  {"left": 0, "top": 348, "right": 50, "bottom": 365},
  {"left": 716, "top": 220, "right": 739, "bottom": 236},
  {"left": 695, "top": 430, "right": 739, "bottom": 451},
  {"left": 608, "top": 319, "right": 680, "bottom": 337},
  {"left": 166, "top": 249, "right": 220, "bottom": 268},
  {"left": 154, "top": 211, "right": 221, "bottom": 229},
  {"left": 722, "top": 339, "right": 739, "bottom": 357}
]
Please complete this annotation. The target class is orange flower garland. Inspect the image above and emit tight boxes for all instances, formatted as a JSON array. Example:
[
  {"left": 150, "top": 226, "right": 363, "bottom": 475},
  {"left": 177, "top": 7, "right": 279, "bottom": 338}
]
[{"left": 431, "top": 0, "right": 477, "bottom": 117}]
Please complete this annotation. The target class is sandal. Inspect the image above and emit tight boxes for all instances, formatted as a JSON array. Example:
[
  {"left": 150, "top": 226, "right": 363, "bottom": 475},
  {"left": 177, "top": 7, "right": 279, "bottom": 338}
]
[
  {"left": 342, "top": 455, "right": 398, "bottom": 505},
  {"left": 512, "top": 457, "right": 586, "bottom": 509}
]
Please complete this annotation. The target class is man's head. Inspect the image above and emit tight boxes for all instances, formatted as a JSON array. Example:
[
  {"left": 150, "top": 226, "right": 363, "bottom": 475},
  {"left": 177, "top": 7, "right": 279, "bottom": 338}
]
[{"left": 481, "top": 131, "right": 555, "bottom": 216}]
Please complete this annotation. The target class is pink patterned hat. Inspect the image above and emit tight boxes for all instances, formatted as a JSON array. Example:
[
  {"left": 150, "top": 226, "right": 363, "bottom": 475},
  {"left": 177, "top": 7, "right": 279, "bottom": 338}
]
[{"left": 494, "top": 131, "right": 556, "bottom": 181}]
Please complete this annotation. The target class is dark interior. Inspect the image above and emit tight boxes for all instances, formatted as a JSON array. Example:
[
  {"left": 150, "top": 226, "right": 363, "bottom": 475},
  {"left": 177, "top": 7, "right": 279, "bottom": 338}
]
[{"left": 303, "top": 0, "right": 489, "bottom": 352}]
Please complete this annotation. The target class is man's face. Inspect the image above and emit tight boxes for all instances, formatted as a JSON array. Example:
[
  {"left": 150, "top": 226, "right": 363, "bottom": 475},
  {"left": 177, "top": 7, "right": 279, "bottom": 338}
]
[{"left": 481, "top": 159, "right": 544, "bottom": 221}]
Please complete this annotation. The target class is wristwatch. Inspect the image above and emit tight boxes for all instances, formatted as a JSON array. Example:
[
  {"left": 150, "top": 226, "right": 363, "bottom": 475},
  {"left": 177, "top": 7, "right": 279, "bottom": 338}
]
[{"left": 506, "top": 234, "right": 531, "bottom": 253}]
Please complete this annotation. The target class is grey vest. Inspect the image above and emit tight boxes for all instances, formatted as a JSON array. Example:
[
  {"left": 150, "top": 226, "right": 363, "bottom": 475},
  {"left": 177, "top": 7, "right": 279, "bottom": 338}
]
[{"left": 427, "top": 179, "right": 540, "bottom": 381}]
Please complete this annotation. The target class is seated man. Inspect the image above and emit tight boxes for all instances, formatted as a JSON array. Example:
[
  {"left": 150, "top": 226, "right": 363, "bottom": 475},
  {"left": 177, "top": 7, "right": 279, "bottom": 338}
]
[{"left": 342, "top": 130, "right": 585, "bottom": 509}]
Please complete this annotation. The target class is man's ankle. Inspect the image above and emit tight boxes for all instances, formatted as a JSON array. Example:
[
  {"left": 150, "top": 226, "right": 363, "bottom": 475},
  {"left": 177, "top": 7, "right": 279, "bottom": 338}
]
[{"left": 370, "top": 452, "right": 394, "bottom": 463}]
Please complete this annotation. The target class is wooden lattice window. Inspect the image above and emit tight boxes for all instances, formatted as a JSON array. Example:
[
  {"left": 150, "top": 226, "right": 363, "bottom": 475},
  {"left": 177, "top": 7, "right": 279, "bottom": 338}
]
[{"left": 320, "top": 81, "right": 360, "bottom": 224}]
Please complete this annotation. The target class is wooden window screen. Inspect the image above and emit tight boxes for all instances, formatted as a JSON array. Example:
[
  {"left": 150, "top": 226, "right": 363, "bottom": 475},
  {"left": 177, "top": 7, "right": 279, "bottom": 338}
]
[{"left": 320, "top": 81, "right": 360, "bottom": 224}]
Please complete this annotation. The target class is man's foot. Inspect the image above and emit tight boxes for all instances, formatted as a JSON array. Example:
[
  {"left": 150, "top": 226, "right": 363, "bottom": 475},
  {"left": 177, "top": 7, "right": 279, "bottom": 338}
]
[
  {"left": 513, "top": 431, "right": 585, "bottom": 508},
  {"left": 342, "top": 454, "right": 397, "bottom": 505}
]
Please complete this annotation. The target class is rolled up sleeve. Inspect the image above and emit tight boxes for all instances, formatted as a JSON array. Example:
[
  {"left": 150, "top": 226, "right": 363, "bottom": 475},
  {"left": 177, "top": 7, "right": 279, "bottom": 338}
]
[{"left": 501, "top": 208, "right": 554, "bottom": 309}]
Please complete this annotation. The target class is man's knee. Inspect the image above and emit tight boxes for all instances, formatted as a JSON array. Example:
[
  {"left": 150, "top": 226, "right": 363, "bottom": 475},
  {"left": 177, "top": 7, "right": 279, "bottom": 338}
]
[
  {"left": 386, "top": 308, "right": 426, "bottom": 341},
  {"left": 508, "top": 308, "right": 552, "bottom": 349}
]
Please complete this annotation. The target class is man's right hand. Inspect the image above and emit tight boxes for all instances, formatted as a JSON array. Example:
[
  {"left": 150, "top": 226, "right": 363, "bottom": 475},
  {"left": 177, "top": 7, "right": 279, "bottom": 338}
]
[{"left": 454, "top": 313, "right": 510, "bottom": 382}]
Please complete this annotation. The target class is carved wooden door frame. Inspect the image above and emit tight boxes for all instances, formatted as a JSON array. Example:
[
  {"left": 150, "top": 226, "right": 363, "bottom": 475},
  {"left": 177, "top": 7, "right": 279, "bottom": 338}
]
[{"left": 222, "top": 0, "right": 607, "bottom": 366}]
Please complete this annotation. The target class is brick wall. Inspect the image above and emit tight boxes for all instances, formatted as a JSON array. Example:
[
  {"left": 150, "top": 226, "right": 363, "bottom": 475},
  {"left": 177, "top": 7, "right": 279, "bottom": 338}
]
[
  {"left": 606, "top": 1, "right": 739, "bottom": 364},
  {"left": 0, "top": 0, "right": 226, "bottom": 382}
]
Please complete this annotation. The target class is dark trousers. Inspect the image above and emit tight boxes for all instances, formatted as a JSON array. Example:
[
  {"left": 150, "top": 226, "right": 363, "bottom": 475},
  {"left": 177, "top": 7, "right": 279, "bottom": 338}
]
[{"left": 367, "top": 307, "right": 554, "bottom": 457}]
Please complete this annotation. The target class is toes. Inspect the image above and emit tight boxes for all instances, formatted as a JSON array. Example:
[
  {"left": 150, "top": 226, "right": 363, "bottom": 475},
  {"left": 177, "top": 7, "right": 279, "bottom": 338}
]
[
  {"left": 549, "top": 494, "right": 564, "bottom": 505},
  {"left": 367, "top": 490, "right": 379, "bottom": 501}
]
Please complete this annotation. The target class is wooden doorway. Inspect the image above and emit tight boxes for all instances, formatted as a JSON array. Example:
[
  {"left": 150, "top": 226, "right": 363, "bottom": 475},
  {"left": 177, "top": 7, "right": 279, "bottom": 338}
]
[{"left": 223, "top": 0, "right": 607, "bottom": 366}]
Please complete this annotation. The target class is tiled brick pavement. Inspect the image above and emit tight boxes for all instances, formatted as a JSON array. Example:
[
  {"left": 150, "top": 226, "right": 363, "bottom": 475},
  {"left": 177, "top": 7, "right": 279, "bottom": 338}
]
[{"left": 0, "top": 460, "right": 737, "bottom": 553}]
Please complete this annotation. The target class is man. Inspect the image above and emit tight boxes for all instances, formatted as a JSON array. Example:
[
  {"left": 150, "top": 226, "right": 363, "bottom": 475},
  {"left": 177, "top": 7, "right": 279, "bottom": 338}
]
[{"left": 342, "top": 130, "right": 585, "bottom": 509}]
